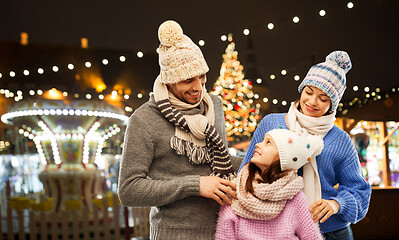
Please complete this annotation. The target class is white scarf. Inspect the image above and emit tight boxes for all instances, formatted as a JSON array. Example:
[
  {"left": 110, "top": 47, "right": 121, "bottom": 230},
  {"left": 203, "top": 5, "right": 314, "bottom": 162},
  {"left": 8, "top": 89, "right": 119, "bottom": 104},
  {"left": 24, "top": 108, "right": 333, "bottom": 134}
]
[{"left": 286, "top": 102, "right": 335, "bottom": 204}]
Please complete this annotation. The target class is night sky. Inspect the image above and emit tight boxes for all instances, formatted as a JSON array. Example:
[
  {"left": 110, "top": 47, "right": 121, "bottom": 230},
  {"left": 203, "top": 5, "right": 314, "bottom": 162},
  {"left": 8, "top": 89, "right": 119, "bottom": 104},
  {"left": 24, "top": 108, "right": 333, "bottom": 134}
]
[{"left": 1, "top": 0, "right": 398, "bottom": 109}]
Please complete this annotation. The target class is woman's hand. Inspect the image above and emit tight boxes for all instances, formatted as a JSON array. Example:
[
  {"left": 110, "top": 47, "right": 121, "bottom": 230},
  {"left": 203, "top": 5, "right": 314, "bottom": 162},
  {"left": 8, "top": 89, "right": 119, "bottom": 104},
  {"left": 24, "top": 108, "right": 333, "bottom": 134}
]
[
  {"left": 309, "top": 199, "right": 340, "bottom": 223},
  {"left": 200, "top": 176, "right": 237, "bottom": 205}
]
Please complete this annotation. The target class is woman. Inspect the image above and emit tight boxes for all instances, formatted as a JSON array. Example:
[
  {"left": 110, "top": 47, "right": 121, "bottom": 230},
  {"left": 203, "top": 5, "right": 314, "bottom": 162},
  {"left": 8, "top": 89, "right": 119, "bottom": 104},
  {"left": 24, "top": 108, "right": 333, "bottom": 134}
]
[{"left": 239, "top": 51, "right": 371, "bottom": 240}]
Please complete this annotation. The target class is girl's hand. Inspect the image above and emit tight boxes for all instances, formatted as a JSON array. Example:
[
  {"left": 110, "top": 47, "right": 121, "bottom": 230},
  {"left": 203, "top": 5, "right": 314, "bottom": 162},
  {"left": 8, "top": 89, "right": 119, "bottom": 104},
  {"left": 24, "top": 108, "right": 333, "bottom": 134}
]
[{"left": 309, "top": 199, "right": 339, "bottom": 223}]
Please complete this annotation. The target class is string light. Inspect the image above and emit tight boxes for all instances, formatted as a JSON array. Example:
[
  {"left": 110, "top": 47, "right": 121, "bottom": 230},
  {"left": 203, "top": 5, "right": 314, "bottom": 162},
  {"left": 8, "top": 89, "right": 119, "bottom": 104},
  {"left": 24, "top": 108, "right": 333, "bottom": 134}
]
[
  {"left": 137, "top": 51, "right": 144, "bottom": 58},
  {"left": 0, "top": 2, "right": 381, "bottom": 117}
]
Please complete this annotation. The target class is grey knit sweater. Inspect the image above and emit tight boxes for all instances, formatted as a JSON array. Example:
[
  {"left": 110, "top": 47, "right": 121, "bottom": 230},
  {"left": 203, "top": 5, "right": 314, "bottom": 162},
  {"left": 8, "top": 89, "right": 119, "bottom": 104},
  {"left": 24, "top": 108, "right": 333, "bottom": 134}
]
[{"left": 118, "top": 94, "right": 242, "bottom": 240}]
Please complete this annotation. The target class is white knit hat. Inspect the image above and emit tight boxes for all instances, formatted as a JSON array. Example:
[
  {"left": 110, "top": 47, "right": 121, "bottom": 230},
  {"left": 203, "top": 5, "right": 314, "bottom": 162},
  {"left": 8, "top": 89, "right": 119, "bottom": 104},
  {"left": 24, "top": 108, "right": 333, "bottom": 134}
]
[
  {"left": 267, "top": 129, "right": 324, "bottom": 171},
  {"left": 298, "top": 50, "right": 352, "bottom": 111},
  {"left": 157, "top": 20, "right": 209, "bottom": 84}
]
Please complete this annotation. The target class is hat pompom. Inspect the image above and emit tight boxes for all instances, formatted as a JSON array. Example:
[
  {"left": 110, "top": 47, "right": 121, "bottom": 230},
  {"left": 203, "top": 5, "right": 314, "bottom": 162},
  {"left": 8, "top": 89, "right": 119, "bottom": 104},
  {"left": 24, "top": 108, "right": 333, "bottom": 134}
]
[
  {"left": 326, "top": 50, "right": 352, "bottom": 73},
  {"left": 305, "top": 135, "right": 324, "bottom": 156},
  {"left": 158, "top": 20, "right": 184, "bottom": 47}
]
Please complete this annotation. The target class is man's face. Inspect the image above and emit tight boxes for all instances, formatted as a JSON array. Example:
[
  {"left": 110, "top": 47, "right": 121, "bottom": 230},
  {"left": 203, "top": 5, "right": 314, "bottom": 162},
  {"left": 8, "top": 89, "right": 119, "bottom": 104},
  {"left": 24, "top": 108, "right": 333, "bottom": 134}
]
[{"left": 167, "top": 74, "right": 206, "bottom": 104}]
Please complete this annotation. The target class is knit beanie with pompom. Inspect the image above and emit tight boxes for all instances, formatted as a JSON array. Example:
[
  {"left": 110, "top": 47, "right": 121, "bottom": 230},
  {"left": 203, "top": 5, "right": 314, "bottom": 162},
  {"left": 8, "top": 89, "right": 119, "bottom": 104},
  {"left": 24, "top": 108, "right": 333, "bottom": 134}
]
[
  {"left": 157, "top": 20, "right": 209, "bottom": 84},
  {"left": 298, "top": 50, "right": 352, "bottom": 111},
  {"left": 267, "top": 129, "right": 324, "bottom": 171}
]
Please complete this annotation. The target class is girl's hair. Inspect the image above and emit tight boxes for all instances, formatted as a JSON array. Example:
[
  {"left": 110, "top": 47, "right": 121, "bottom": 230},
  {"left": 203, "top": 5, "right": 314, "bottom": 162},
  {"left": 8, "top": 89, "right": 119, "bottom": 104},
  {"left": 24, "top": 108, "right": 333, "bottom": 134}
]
[{"left": 245, "top": 156, "right": 288, "bottom": 194}]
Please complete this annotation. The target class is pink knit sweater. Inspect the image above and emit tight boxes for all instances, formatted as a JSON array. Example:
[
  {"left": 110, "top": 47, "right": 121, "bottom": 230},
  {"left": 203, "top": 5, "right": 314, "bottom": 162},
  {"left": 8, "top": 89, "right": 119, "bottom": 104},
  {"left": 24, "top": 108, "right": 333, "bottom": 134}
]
[{"left": 215, "top": 191, "right": 323, "bottom": 240}]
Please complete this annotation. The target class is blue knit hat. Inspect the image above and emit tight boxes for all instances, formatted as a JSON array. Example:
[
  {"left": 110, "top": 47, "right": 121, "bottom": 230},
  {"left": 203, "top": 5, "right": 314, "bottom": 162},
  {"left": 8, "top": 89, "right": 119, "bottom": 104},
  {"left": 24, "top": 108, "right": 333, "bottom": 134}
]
[{"left": 298, "top": 51, "right": 352, "bottom": 111}]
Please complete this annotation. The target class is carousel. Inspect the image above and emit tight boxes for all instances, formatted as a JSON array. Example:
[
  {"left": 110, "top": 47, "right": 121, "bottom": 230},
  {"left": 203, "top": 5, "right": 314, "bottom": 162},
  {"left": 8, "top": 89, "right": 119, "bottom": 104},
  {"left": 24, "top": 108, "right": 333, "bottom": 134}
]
[{"left": 1, "top": 96, "right": 128, "bottom": 212}]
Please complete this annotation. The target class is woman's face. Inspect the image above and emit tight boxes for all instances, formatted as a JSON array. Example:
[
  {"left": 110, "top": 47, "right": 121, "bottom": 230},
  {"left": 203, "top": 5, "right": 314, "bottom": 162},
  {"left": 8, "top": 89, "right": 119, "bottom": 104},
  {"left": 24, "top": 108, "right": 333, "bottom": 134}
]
[
  {"left": 299, "top": 86, "right": 332, "bottom": 117},
  {"left": 250, "top": 134, "right": 278, "bottom": 173}
]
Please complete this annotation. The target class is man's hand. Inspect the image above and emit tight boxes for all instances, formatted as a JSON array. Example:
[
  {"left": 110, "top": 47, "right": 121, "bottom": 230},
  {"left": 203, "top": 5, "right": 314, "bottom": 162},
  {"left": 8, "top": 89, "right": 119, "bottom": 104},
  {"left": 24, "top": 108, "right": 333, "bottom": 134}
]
[
  {"left": 200, "top": 176, "right": 237, "bottom": 205},
  {"left": 310, "top": 199, "right": 340, "bottom": 223}
]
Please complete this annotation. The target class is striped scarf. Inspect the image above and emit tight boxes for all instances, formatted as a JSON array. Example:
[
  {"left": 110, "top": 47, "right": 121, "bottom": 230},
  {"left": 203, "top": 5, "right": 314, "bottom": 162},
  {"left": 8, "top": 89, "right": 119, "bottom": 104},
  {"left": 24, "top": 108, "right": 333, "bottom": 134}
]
[{"left": 153, "top": 76, "right": 235, "bottom": 180}]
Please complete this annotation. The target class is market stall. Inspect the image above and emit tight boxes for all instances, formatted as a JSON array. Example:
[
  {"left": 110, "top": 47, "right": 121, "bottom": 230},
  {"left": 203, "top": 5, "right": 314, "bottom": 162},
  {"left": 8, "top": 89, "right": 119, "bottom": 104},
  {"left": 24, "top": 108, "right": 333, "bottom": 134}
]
[{"left": 336, "top": 90, "right": 399, "bottom": 239}]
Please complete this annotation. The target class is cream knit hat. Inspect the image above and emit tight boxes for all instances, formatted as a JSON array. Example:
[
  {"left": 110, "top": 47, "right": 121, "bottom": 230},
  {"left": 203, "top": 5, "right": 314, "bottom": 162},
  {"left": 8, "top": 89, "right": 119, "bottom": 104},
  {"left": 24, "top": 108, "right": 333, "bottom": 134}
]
[
  {"left": 267, "top": 129, "right": 324, "bottom": 171},
  {"left": 157, "top": 20, "right": 209, "bottom": 84}
]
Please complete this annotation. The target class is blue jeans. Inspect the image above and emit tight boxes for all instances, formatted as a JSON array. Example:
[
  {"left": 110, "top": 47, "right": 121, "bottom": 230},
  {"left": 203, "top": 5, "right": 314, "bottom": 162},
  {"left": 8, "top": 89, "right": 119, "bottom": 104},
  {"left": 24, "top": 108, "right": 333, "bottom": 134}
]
[{"left": 323, "top": 226, "right": 353, "bottom": 240}]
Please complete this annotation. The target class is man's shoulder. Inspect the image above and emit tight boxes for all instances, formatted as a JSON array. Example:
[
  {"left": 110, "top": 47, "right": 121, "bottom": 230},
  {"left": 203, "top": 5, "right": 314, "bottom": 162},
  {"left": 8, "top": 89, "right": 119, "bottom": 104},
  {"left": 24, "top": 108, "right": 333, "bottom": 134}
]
[
  {"left": 130, "top": 99, "right": 161, "bottom": 120},
  {"left": 208, "top": 93, "right": 222, "bottom": 103}
]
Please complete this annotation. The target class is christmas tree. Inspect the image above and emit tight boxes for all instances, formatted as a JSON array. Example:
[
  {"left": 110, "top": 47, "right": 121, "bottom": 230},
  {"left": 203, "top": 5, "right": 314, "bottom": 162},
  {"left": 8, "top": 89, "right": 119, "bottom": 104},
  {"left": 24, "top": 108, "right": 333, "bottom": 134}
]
[{"left": 211, "top": 35, "right": 260, "bottom": 144}]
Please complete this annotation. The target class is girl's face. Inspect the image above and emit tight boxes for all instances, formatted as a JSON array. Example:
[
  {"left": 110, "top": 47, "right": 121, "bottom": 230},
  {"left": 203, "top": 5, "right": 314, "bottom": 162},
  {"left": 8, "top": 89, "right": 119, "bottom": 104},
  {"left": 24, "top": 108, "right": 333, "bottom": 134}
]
[
  {"left": 299, "top": 86, "right": 332, "bottom": 117},
  {"left": 250, "top": 134, "right": 279, "bottom": 172}
]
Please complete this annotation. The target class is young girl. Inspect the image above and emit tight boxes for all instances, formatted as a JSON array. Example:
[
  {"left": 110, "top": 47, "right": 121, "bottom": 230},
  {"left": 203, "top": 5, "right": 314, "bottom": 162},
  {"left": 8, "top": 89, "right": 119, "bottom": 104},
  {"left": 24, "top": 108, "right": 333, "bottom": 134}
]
[
  {"left": 239, "top": 51, "right": 371, "bottom": 240},
  {"left": 215, "top": 129, "right": 324, "bottom": 240}
]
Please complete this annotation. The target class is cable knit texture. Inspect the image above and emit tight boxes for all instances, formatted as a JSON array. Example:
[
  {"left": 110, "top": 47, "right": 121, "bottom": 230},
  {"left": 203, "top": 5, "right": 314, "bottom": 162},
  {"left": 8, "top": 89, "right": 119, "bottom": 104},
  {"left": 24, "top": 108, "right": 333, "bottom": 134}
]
[
  {"left": 216, "top": 191, "right": 323, "bottom": 240},
  {"left": 231, "top": 165, "right": 304, "bottom": 220},
  {"left": 118, "top": 94, "right": 242, "bottom": 240},
  {"left": 239, "top": 113, "right": 372, "bottom": 234}
]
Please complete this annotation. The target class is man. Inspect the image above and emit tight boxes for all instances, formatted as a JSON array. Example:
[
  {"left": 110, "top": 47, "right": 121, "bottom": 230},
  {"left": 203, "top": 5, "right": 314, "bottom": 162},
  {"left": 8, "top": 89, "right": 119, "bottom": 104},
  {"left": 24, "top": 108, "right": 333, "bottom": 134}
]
[{"left": 118, "top": 20, "right": 241, "bottom": 240}]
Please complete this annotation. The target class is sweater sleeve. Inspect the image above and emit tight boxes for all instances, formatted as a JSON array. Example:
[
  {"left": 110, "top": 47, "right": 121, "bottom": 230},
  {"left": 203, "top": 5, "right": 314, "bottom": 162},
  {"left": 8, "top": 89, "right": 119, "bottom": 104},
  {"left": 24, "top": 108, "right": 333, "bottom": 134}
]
[
  {"left": 294, "top": 192, "right": 324, "bottom": 240},
  {"left": 239, "top": 114, "right": 273, "bottom": 171},
  {"left": 118, "top": 113, "right": 200, "bottom": 207},
  {"left": 330, "top": 131, "right": 372, "bottom": 223},
  {"left": 215, "top": 205, "right": 238, "bottom": 240}
]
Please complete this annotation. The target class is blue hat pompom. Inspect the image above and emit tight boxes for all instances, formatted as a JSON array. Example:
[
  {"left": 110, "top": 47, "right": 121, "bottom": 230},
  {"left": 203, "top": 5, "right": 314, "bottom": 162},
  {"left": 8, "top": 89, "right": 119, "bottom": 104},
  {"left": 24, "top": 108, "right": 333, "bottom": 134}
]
[{"left": 326, "top": 51, "right": 352, "bottom": 73}]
